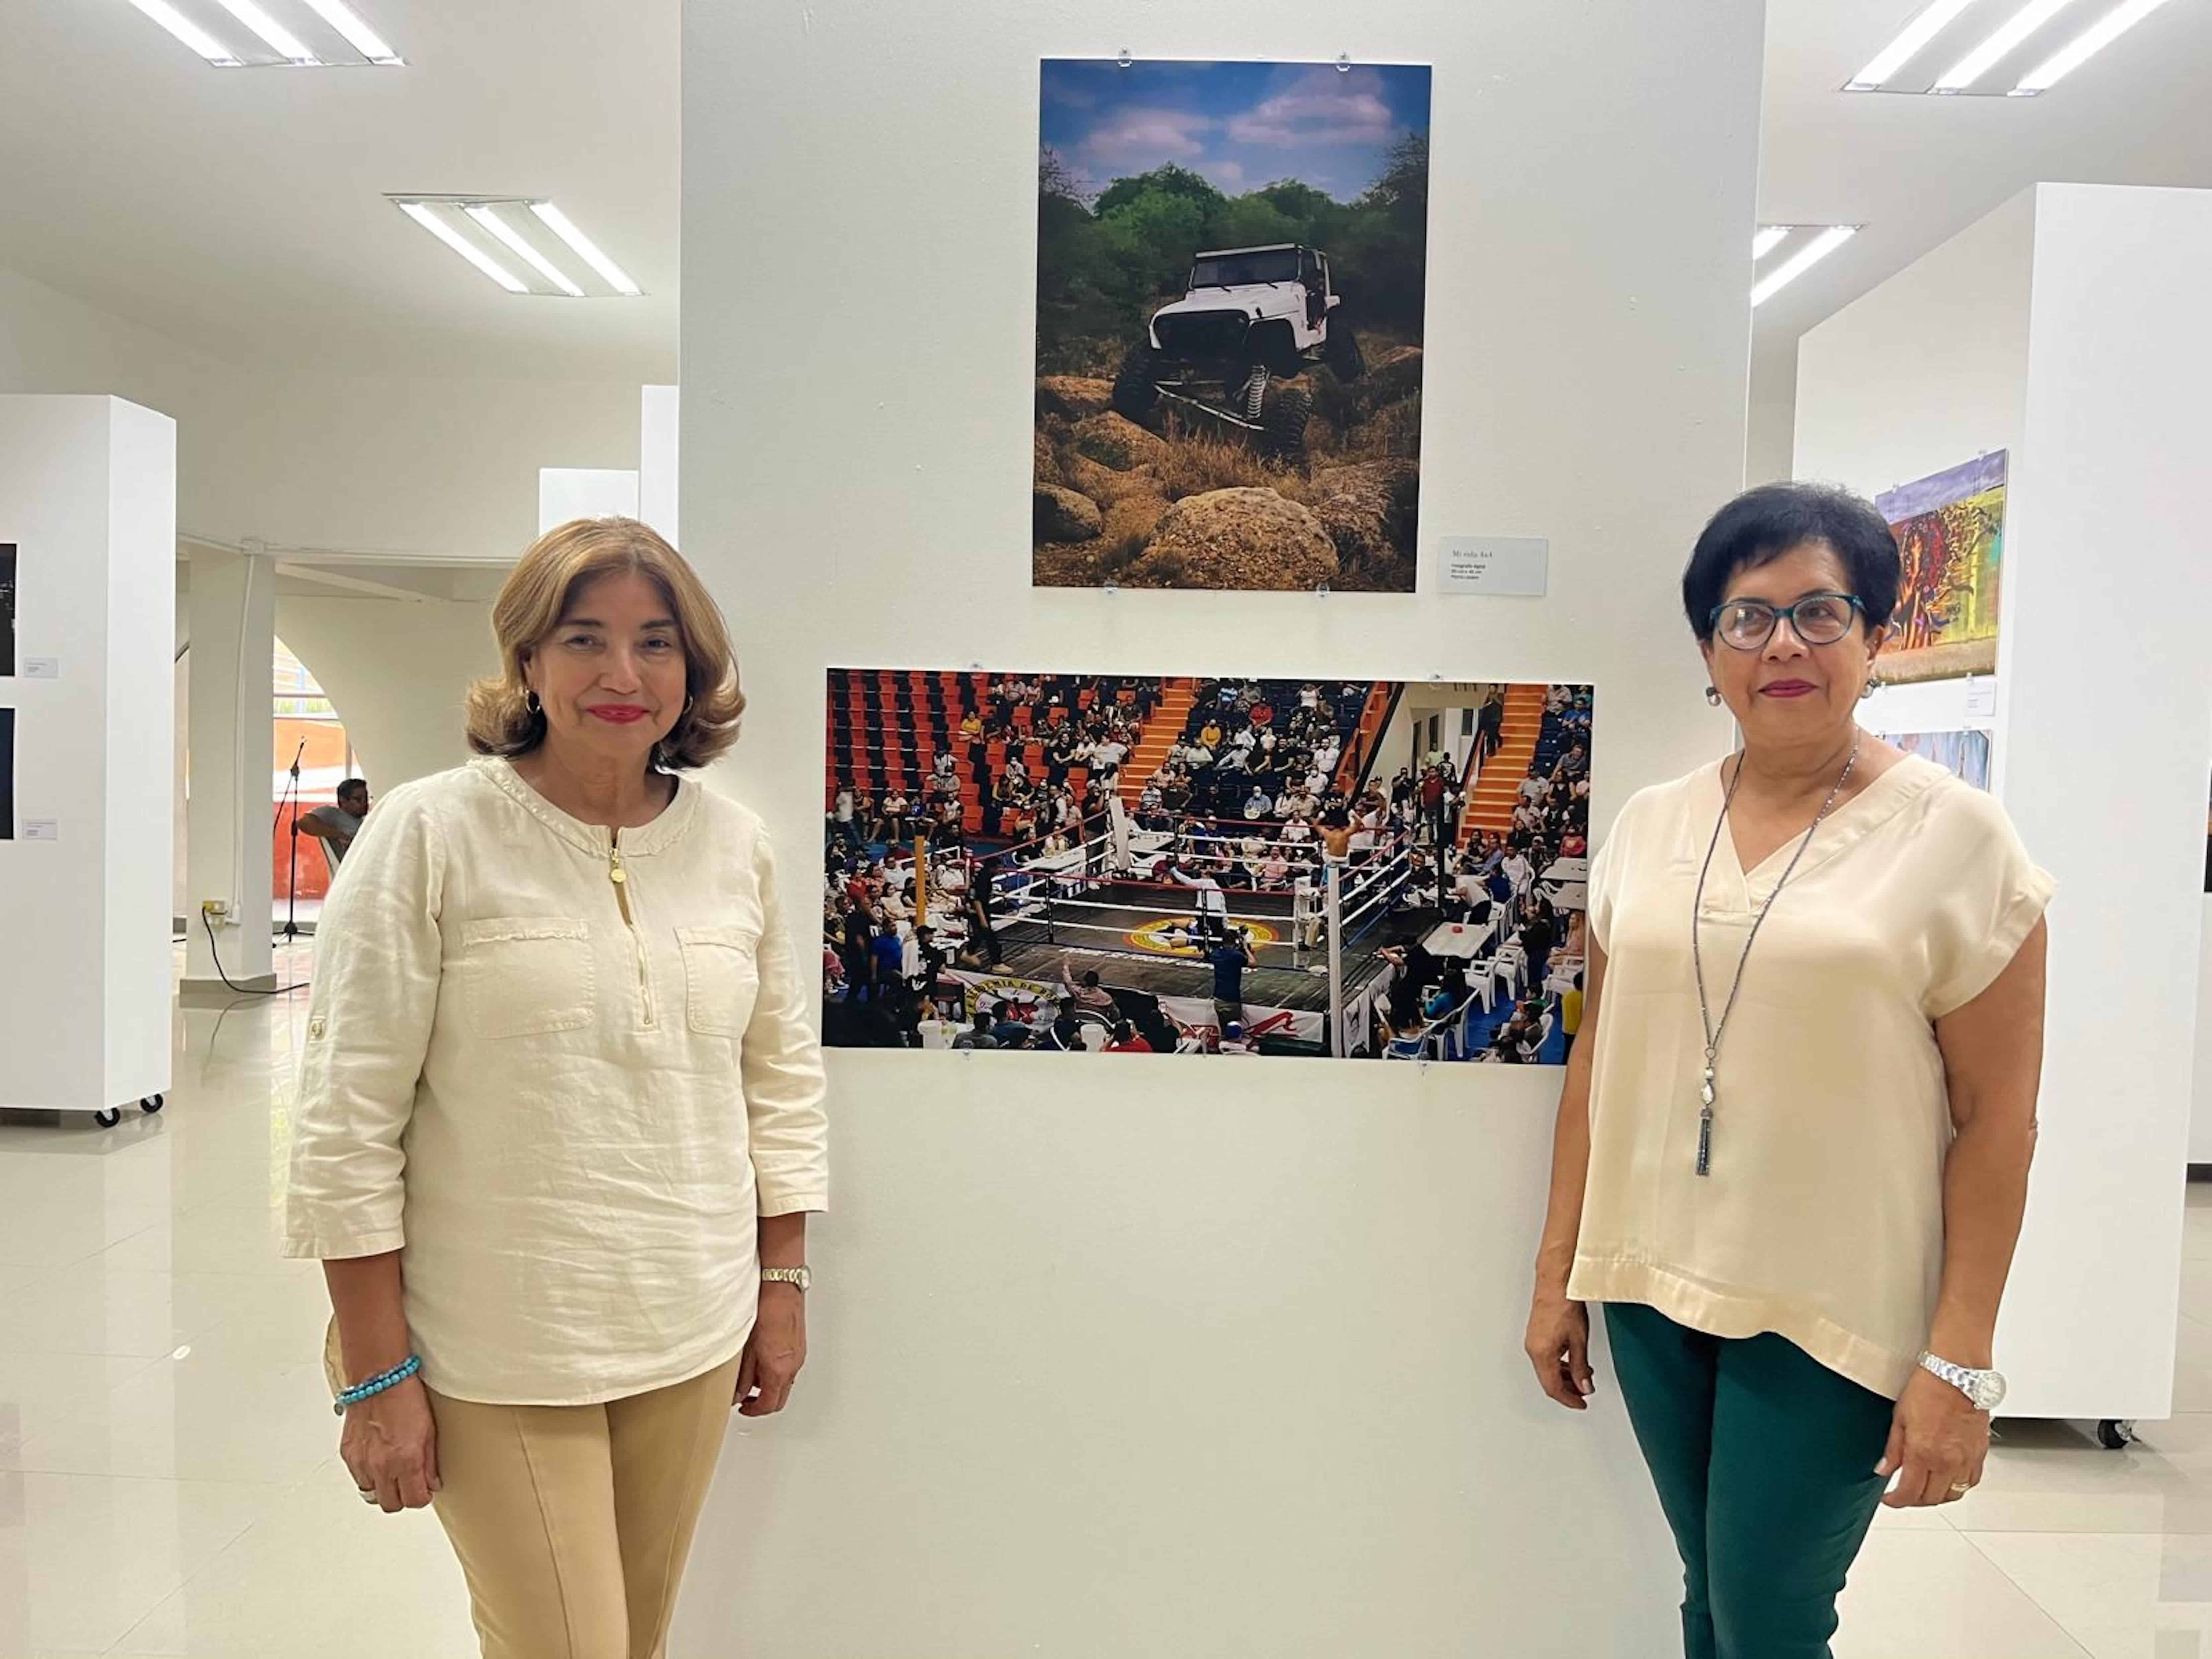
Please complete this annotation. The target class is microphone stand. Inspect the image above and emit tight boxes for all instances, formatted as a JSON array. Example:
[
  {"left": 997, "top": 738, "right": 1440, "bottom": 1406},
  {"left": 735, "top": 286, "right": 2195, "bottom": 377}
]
[{"left": 275, "top": 737, "right": 307, "bottom": 945}]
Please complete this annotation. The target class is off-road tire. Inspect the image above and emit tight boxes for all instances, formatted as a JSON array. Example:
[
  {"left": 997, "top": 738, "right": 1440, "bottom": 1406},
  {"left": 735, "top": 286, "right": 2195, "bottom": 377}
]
[
  {"left": 1258, "top": 384, "right": 1313, "bottom": 464},
  {"left": 1322, "top": 320, "right": 1365, "bottom": 383},
  {"left": 1111, "top": 342, "right": 1163, "bottom": 421}
]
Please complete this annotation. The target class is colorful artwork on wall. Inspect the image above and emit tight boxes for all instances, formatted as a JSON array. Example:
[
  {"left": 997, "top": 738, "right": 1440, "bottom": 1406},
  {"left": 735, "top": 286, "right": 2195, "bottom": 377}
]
[
  {"left": 0, "top": 707, "right": 13, "bottom": 840},
  {"left": 1875, "top": 452, "right": 2006, "bottom": 684},
  {"left": 1879, "top": 728, "right": 1992, "bottom": 792},
  {"left": 0, "top": 543, "right": 16, "bottom": 678}
]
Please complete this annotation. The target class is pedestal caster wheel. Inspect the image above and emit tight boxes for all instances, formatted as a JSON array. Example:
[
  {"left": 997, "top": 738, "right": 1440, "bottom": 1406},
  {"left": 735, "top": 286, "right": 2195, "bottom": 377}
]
[
  {"left": 2098, "top": 1418, "right": 2137, "bottom": 1451},
  {"left": 92, "top": 1107, "right": 122, "bottom": 1128},
  {"left": 140, "top": 1094, "right": 165, "bottom": 1114}
]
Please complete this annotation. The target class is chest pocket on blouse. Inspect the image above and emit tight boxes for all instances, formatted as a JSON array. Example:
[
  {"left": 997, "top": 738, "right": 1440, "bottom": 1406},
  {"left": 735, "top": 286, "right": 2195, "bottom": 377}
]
[
  {"left": 678, "top": 924, "right": 762, "bottom": 1037},
  {"left": 457, "top": 918, "right": 595, "bottom": 1039}
]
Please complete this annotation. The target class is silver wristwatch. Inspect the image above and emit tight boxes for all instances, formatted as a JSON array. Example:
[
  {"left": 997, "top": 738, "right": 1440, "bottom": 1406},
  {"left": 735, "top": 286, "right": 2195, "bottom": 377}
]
[
  {"left": 1918, "top": 1350, "right": 2006, "bottom": 1412},
  {"left": 761, "top": 1265, "right": 812, "bottom": 1293}
]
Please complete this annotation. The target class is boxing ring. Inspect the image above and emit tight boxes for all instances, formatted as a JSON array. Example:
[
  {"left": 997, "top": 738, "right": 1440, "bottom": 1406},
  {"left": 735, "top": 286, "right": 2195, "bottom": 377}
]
[{"left": 936, "top": 803, "right": 1421, "bottom": 1053}]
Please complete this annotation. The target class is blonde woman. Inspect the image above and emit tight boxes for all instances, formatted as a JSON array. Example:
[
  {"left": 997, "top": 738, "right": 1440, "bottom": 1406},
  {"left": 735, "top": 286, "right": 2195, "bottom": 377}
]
[{"left": 285, "top": 518, "right": 827, "bottom": 1659}]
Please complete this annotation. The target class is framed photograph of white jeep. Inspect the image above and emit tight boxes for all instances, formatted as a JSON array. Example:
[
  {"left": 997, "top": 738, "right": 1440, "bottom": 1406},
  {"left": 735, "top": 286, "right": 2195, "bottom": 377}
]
[{"left": 1033, "top": 59, "right": 1432, "bottom": 593}]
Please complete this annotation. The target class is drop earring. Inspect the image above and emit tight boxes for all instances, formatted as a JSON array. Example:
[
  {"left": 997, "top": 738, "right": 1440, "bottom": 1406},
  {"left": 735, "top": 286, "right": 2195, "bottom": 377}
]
[
  {"left": 1704, "top": 685, "right": 1723, "bottom": 707},
  {"left": 526, "top": 690, "right": 543, "bottom": 716}
]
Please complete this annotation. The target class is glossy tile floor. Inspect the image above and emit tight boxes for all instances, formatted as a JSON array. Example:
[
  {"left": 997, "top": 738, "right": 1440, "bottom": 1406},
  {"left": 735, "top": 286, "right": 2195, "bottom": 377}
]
[{"left": 3, "top": 955, "right": 2209, "bottom": 1656}]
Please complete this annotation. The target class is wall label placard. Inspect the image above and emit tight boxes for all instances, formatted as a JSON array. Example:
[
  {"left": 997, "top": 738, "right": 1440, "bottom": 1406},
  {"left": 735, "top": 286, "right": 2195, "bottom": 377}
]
[
  {"left": 23, "top": 658, "right": 58, "bottom": 680},
  {"left": 1440, "top": 536, "right": 1549, "bottom": 597},
  {"left": 22, "top": 819, "right": 57, "bottom": 841}
]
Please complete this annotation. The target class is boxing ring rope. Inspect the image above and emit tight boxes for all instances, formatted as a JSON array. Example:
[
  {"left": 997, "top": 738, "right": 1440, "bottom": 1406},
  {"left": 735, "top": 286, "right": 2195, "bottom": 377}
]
[{"left": 955, "top": 803, "right": 1420, "bottom": 1053}]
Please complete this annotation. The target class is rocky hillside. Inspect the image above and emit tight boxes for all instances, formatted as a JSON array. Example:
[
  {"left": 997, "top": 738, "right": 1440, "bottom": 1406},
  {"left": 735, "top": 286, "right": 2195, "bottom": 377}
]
[{"left": 1031, "top": 347, "right": 1423, "bottom": 592}]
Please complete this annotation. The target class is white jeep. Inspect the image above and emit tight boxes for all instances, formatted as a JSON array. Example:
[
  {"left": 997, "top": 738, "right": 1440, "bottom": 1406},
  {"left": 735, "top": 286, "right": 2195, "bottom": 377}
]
[{"left": 1111, "top": 243, "right": 1365, "bottom": 461}]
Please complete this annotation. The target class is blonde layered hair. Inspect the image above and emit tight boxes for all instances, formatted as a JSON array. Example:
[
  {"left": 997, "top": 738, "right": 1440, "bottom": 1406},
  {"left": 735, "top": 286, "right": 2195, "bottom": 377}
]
[{"left": 465, "top": 518, "right": 745, "bottom": 770}]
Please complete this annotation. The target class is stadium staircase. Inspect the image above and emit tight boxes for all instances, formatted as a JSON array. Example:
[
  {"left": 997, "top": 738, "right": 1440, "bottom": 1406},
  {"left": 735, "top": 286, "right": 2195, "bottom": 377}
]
[
  {"left": 1457, "top": 683, "right": 1547, "bottom": 845},
  {"left": 1118, "top": 678, "right": 1196, "bottom": 811}
]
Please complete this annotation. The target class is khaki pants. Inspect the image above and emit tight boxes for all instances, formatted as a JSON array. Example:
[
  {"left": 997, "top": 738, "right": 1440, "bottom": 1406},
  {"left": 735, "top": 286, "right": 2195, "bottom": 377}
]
[{"left": 428, "top": 1354, "right": 743, "bottom": 1659}]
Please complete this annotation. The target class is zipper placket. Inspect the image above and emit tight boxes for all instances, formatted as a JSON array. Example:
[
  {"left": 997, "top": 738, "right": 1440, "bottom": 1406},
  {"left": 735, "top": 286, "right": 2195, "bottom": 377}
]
[{"left": 608, "top": 827, "right": 656, "bottom": 1029}]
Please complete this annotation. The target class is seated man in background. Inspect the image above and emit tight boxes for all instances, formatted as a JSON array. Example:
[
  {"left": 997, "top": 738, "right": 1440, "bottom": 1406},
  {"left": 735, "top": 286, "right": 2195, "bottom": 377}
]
[{"left": 296, "top": 777, "right": 371, "bottom": 878}]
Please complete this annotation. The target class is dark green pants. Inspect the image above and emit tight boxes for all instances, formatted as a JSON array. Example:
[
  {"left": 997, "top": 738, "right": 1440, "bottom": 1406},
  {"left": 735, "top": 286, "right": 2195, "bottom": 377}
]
[{"left": 1604, "top": 1302, "right": 1896, "bottom": 1659}]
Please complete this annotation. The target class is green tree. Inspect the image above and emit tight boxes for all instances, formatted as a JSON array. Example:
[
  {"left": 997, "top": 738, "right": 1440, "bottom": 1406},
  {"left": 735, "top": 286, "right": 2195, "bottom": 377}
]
[
  {"left": 1336, "top": 132, "right": 1430, "bottom": 333},
  {"left": 1099, "top": 188, "right": 1212, "bottom": 295},
  {"left": 1213, "top": 195, "right": 1300, "bottom": 251},
  {"left": 1093, "top": 164, "right": 1227, "bottom": 222}
]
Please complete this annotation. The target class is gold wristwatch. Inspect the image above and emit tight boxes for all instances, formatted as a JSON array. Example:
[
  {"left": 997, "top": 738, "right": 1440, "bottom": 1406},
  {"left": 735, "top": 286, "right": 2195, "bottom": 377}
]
[{"left": 760, "top": 1266, "right": 812, "bottom": 1293}]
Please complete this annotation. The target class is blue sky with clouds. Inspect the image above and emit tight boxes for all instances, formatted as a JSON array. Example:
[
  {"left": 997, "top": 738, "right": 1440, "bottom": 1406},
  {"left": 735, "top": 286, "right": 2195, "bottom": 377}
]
[{"left": 1040, "top": 60, "right": 1431, "bottom": 204}]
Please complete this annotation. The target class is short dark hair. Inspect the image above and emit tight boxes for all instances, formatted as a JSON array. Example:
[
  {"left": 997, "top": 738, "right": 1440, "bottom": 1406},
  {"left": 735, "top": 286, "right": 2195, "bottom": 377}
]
[
  {"left": 337, "top": 778, "right": 368, "bottom": 802},
  {"left": 1681, "top": 482, "right": 1899, "bottom": 643}
]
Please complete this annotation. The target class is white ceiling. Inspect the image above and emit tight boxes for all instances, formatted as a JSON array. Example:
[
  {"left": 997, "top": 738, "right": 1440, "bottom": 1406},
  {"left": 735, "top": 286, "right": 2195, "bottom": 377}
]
[
  {"left": 1755, "top": 0, "right": 2212, "bottom": 379},
  {"left": 1, "top": 1, "right": 2205, "bottom": 388},
  {"left": 0, "top": 0, "right": 678, "bottom": 379}
]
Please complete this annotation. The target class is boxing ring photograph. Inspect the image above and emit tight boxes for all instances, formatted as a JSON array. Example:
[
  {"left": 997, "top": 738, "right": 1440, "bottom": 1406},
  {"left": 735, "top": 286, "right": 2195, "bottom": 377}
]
[{"left": 821, "top": 669, "right": 1595, "bottom": 1061}]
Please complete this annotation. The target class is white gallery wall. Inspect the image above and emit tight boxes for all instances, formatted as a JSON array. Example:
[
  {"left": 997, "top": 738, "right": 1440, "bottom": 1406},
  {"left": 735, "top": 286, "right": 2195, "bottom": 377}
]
[
  {"left": 2200, "top": 915, "right": 2212, "bottom": 1163},
  {"left": 2, "top": 261, "right": 645, "bottom": 561},
  {"left": 1797, "top": 184, "right": 2212, "bottom": 1422},
  {"left": 0, "top": 395, "right": 174, "bottom": 1113},
  {"left": 273, "top": 596, "right": 496, "bottom": 791},
  {"left": 680, "top": 3, "right": 1760, "bottom": 1653}
]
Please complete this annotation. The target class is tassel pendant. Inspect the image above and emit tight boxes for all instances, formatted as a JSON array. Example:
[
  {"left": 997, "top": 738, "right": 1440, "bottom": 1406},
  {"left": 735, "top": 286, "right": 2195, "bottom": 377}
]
[{"left": 1696, "top": 1065, "right": 1717, "bottom": 1177}]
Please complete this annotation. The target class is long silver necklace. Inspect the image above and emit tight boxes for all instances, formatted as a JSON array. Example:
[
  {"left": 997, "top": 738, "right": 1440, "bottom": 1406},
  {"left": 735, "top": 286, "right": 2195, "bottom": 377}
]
[{"left": 1690, "top": 737, "right": 1859, "bottom": 1177}]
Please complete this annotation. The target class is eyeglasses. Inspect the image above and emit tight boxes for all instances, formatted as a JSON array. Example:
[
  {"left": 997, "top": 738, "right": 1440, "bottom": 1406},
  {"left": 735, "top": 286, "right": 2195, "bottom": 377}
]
[{"left": 1708, "top": 592, "right": 1865, "bottom": 652}]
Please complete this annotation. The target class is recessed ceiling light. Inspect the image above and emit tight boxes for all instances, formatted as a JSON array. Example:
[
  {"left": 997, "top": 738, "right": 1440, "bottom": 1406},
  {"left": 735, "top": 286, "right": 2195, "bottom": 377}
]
[
  {"left": 2011, "top": 0, "right": 2175, "bottom": 91},
  {"left": 1751, "top": 225, "right": 1858, "bottom": 307},
  {"left": 529, "top": 203, "right": 643, "bottom": 298},
  {"left": 207, "top": 0, "right": 318, "bottom": 63},
  {"left": 1752, "top": 226, "right": 1792, "bottom": 260},
  {"left": 125, "top": 0, "right": 243, "bottom": 65},
  {"left": 389, "top": 196, "right": 644, "bottom": 299},
  {"left": 295, "top": 0, "right": 402, "bottom": 64},
  {"left": 464, "top": 205, "right": 585, "bottom": 298},
  {"left": 397, "top": 202, "right": 527, "bottom": 294},
  {"left": 1934, "top": 0, "right": 2078, "bottom": 91},
  {"left": 123, "top": 0, "right": 402, "bottom": 67},
  {"left": 1844, "top": 0, "right": 1982, "bottom": 89}
]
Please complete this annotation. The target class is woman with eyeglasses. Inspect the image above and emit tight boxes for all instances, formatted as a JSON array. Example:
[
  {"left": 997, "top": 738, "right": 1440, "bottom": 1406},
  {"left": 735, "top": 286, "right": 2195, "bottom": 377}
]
[{"left": 1524, "top": 482, "right": 2053, "bottom": 1659}]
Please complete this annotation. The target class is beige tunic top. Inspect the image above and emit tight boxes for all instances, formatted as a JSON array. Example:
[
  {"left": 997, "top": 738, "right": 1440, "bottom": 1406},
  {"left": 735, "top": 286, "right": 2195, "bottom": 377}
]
[
  {"left": 1567, "top": 754, "right": 2053, "bottom": 1398},
  {"left": 283, "top": 757, "right": 829, "bottom": 1406}
]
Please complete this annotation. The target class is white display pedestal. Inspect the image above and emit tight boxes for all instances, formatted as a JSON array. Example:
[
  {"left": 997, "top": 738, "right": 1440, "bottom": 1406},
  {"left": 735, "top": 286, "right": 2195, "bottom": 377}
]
[
  {"left": 1796, "top": 184, "right": 2212, "bottom": 1430},
  {"left": 0, "top": 394, "right": 176, "bottom": 1121}
]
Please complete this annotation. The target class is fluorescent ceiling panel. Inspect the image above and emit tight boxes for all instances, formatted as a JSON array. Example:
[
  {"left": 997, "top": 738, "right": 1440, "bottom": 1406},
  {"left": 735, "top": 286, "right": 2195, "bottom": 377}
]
[
  {"left": 1844, "top": 0, "right": 1984, "bottom": 88},
  {"left": 1751, "top": 225, "right": 1858, "bottom": 307},
  {"left": 2012, "top": 0, "right": 2175, "bottom": 90},
  {"left": 464, "top": 205, "right": 586, "bottom": 298},
  {"left": 1934, "top": 0, "right": 2078, "bottom": 89},
  {"left": 125, "top": 0, "right": 242, "bottom": 64},
  {"left": 1752, "top": 225, "right": 1792, "bottom": 260},
  {"left": 294, "top": 0, "right": 402, "bottom": 64},
  {"left": 529, "top": 203, "right": 643, "bottom": 297},
  {"left": 207, "top": 0, "right": 319, "bottom": 63},
  {"left": 397, "top": 202, "right": 527, "bottom": 294}
]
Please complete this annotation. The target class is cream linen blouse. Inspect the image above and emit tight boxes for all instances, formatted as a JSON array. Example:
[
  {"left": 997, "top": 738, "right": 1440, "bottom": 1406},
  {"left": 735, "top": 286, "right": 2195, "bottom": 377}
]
[
  {"left": 1567, "top": 753, "right": 2053, "bottom": 1399},
  {"left": 283, "top": 757, "right": 829, "bottom": 1406}
]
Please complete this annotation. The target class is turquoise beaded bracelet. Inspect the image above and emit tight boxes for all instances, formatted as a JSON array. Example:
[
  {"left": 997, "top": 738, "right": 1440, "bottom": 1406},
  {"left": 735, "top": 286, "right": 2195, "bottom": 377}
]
[{"left": 333, "top": 1353, "right": 422, "bottom": 1415}]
